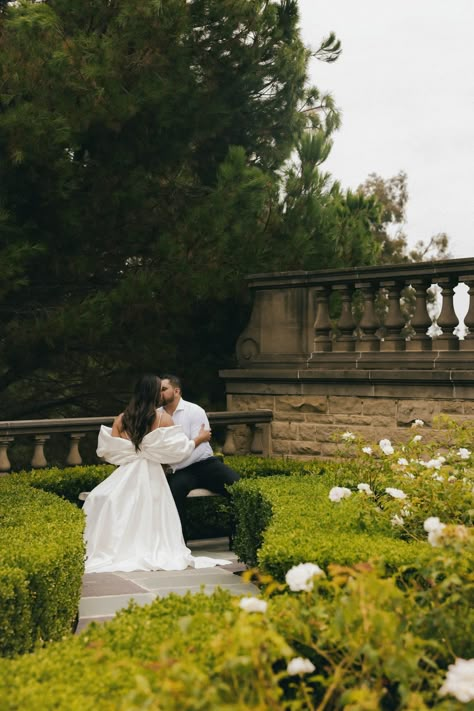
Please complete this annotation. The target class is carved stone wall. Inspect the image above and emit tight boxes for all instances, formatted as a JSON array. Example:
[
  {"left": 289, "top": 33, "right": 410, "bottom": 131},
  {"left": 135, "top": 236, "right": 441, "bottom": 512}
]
[
  {"left": 221, "top": 259, "right": 474, "bottom": 459},
  {"left": 222, "top": 372, "right": 474, "bottom": 458}
]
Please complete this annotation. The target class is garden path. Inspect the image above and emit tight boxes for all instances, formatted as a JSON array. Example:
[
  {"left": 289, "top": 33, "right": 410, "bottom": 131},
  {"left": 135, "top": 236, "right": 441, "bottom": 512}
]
[{"left": 76, "top": 537, "right": 257, "bottom": 633}]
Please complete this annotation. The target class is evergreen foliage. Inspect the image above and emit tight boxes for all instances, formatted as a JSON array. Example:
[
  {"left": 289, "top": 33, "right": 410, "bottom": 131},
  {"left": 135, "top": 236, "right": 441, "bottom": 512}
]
[
  {"left": 0, "top": 0, "right": 345, "bottom": 416},
  {"left": 0, "top": 1, "right": 446, "bottom": 417}
]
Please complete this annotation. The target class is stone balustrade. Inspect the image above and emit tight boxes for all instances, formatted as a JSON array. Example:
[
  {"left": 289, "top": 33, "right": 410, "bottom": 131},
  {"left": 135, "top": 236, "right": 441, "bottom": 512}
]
[
  {"left": 220, "top": 258, "right": 474, "bottom": 459},
  {"left": 233, "top": 257, "right": 474, "bottom": 369},
  {"left": 0, "top": 410, "right": 273, "bottom": 473}
]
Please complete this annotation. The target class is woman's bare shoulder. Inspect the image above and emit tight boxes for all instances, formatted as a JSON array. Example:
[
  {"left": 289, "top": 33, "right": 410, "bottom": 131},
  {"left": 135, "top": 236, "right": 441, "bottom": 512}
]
[
  {"left": 149, "top": 410, "right": 174, "bottom": 431},
  {"left": 157, "top": 411, "right": 175, "bottom": 428},
  {"left": 111, "top": 413, "right": 124, "bottom": 437}
]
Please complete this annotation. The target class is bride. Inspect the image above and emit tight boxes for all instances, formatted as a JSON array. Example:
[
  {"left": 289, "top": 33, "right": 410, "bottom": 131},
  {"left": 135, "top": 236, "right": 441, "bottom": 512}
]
[{"left": 83, "top": 374, "right": 230, "bottom": 573}]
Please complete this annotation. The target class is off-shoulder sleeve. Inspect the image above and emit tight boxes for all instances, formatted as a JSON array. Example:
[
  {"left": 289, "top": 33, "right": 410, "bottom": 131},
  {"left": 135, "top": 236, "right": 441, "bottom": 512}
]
[
  {"left": 96, "top": 426, "right": 140, "bottom": 465},
  {"left": 96, "top": 424, "right": 195, "bottom": 466},
  {"left": 143, "top": 425, "right": 195, "bottom": 464}
]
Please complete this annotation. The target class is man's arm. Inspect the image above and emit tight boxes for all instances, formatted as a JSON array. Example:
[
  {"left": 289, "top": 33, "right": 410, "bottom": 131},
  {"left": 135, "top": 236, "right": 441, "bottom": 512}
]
[{"left": 185, "top": 403, "right": 211, "bottom": 443}]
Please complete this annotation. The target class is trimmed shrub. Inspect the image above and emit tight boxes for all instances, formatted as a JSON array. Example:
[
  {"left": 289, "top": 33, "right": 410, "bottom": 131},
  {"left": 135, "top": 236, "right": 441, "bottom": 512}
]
[
  {"left": 185, "top": 456, "right": 325, "bottom": 539},
  {"left": 0, "top": 567, "right": 32, "bottom": 658},
  {"left": 0, "top": 434, "right": 472, "bottom": 706},
  {"left": 0, "top": 590, "right": 279, "bottom": 710},
  {"left": 232, "top": 475, "right": 433, "bottom": 579},
  {"left": 226, "top": 455, "right": 325, "bottom": 479},
  {"left": 9, "top": 457, "right": 318, "bottom": 540},
  {"left": 230, "top": 477, "right": 275, "bottom": 566},
  {"left": 0, "top": 538, "right": 472, "bottom": 710},
  {"left": 11, "top": 465, "right": 114, "bottom": 504},
  {"left": 0, "top": 479, "right": 84, "bottom": 656}
]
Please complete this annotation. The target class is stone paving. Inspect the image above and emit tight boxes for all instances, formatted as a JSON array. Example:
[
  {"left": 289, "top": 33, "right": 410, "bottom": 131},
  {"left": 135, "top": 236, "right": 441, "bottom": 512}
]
[{"left": 76, "top": 537, "right": 258, "bottom": 633}]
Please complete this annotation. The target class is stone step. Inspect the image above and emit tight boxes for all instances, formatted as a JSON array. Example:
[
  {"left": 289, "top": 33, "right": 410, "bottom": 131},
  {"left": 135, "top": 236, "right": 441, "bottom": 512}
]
[{"left": 76, "top": 538, "right": 256, "bottom": 633}]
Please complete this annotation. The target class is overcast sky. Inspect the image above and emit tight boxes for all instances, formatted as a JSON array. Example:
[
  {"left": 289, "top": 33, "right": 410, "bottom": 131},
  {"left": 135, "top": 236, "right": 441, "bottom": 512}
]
[{"left": 297, "top": 0, "right": 474, "bottom": 260}]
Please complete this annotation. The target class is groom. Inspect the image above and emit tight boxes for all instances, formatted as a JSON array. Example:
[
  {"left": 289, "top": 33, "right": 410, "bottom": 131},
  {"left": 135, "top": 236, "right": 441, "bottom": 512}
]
[{"left": 159, "top": 374, "right": 240, "bottom": 536}]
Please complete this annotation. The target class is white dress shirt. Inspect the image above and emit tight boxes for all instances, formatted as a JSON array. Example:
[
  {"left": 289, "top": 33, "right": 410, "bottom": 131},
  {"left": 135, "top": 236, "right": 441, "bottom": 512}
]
[{"left": 159, "top": 398, "right": 213, "bottom": 470}]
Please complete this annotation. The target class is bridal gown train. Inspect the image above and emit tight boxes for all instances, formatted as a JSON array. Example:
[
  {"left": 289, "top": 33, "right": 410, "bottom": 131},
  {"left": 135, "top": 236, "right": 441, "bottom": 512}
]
[{"left": 83, "top": 425, "right": 231, "bottom": 573}]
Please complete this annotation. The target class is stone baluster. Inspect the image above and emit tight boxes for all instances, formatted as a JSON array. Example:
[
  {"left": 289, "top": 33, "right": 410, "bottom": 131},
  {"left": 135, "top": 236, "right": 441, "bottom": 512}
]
[
  {"left": 432, "top": 277, "right": 459, "bottom": 351},
  {"left": 0, "top": 437, "right": 14, "bottom": 474},
  {"left": 313, "top": 286, "right": 332, "bottom": 352},
  {"left": 459, "top": 276, "right": 474, "bottom": 350},
  {"left": 355, "top": 282, "right": 380, "bottom": 351},
  {"left": 31, "top": 435, "right": 50, "bottom": 469},
  {"left": 332, "top": 284, "right": 356, "bottom": 352},
  {"left": 66, "top": 433, "right": 85, "bottom": 466},
  {"left": 250, "top": 424, "right": 264, "bottom": 454},
  {"left": 222, "top": 426, "right": 237, "bottom": 456},
  {"left": 306, "top": 287, "right": 317, "bottom": 355},
  {"left": 406, "top": 279, "right": 432, "bottom": 351},
  {"left": 379, "top": 280, "right": 406, "bottom": 351}
]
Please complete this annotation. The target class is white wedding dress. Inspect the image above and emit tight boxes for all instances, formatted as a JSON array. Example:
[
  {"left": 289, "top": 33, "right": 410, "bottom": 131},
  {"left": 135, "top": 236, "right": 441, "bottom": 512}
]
[{"left": 83, "top": 425, "right": 231, "bottom": 573}]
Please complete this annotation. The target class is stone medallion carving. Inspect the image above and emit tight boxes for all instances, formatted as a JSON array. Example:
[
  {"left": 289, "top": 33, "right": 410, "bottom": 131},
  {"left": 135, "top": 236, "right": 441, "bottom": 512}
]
[{"left": 238, "top": 337, "right": 259, "bottom": 361}]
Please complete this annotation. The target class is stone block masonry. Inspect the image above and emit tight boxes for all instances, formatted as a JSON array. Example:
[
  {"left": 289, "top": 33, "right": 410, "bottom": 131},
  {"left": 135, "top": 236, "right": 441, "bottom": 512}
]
[{"left": 222, "top": 371, "right": 474, "bottom": 459}]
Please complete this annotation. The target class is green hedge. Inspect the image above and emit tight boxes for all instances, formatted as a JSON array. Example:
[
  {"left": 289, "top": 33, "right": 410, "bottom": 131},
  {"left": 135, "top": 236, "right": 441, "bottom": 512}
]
[
  {"left": 10, "top": 457, "right": 317, "bottom": 541},
  {"left": 226, "top": 455, "right": 325, "bottom": 479},
  {"left": 0, "top": 456, "right": 314, "bottom": 657},
  {"left": 0, "top": 545, "right": 471, "bottom": 710},
  {"left": 0, "top": 455, "right": 471, "bottom": 707},
  {"left": 0, "top": 479, "right": 85, "bottom": 657},
  {"left": 11, "top": 465, "right": 114, "bottom": 504},
  {"left": 184, "top": 456, "right": 323, "bottom": 539},
  {"left": 0, "top": 590, "right": 241, "bottom": 710},
  {"left": 232, "top": 475, "right": 432, "bottom": 578}
]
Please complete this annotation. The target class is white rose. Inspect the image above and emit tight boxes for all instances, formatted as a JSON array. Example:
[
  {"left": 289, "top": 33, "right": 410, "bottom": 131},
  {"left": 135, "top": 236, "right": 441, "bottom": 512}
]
[
  {"left": 385, "top": 487, "right": 407, "bottom": 499},
  {"left": 329, "top": 486, "right": 352, "bottom": 503},
  {"left": 428, "top": 529, "right": 445, "bottom": 546},
  {"left": 357, "top": 483, "right": 373, "bottom": 495},
  {"left": 439, "top": 658, "right": 474, "bottom": 703},
  {"left": 285, "top": 562, "right": 324, "bottom": 592},
  {"left": 423, "top": 516, "right": 444, "bottom": 533},
  {"left": 287, "top": 657, "right": 316, "bottom": 676},
  {"left": 379, "top": 438, "right": 394, "bottom": 455},
  {"left": 239, "top": 596, "right": 268, "bottom": 613},
  {"left": 424, "top": 458, "right": 443, "bottom": 469},
  {"left": 423, "top": 516, "right": 445, "bottom": 546}
]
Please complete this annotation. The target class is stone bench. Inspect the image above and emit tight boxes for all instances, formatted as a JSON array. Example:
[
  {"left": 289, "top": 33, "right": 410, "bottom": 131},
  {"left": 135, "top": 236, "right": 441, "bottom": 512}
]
[{"left": 79, "top": 488, "right": 219, "bottom": 502}]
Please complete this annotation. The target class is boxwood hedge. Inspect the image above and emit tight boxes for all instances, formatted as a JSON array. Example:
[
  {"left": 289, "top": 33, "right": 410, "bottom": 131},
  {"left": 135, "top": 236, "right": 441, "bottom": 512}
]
[
  {"left": 231, "top": 475, "right": 432, "bottom": 578},
  {"left": 0, "top": 552, "right": 471, "bottom": 710},
  {"left": 0, "top": 455, "right": 317, "bottom": 658},
  {"left": 0, "top": 479, "right": 84, "bottom": 657}
]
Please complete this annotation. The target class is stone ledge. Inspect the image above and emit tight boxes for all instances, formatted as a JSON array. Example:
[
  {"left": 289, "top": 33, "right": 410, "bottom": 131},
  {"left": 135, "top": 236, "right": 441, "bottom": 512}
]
[{"left": 221, "top": 367, "right": 474, "bottom": 384}]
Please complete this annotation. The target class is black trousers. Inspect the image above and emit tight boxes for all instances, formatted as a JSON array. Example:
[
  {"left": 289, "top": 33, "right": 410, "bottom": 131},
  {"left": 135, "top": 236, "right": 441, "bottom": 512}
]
[{"left": 168, "top": 456, "right": 240, "bottom": 535}]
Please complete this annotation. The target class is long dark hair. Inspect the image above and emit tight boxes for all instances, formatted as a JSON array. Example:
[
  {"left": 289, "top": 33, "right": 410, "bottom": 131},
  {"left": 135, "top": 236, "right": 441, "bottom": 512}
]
[{"left": 121, "top": 374, "right": 161, "bottom": 451}]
